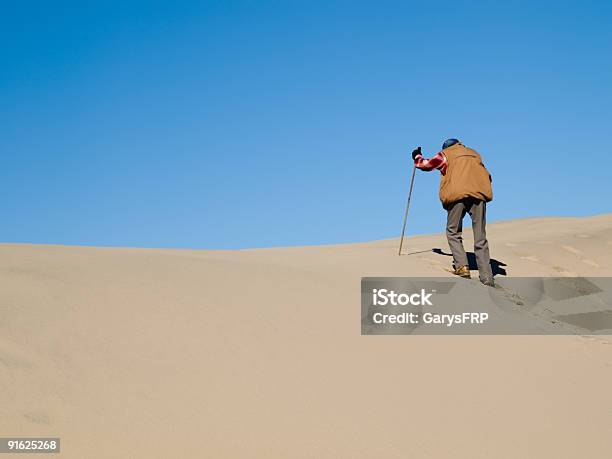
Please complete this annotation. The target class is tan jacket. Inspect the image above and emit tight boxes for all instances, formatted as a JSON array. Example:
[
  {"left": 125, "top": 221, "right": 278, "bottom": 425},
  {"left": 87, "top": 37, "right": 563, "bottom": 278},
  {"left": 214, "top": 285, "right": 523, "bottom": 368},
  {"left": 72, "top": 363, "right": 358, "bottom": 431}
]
[{"left": 439, "top": 143, "right": 493, "bottom": 209}]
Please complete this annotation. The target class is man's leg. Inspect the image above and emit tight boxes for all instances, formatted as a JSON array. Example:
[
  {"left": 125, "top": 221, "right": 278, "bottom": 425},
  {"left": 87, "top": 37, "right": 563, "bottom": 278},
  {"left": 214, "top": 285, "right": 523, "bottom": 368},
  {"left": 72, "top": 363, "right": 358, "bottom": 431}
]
[
  {"left": 468, "top": 199, "right": 494, "bottom": 283},
  {"left": 446, "top": 200, "right": 469, "bottom": 270}
]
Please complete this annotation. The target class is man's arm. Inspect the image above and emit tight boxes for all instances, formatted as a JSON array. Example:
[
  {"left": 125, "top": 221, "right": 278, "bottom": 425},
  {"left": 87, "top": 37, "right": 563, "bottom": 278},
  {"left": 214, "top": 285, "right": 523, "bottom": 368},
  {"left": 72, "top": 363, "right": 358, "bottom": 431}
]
[{"left": 412, "top": 148, "right": 447, "bottom": 173}]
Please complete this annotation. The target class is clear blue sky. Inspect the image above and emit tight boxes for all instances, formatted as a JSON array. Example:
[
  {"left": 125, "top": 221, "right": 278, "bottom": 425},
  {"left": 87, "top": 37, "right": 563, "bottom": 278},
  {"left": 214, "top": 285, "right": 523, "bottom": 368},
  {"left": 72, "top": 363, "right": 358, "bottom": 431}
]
[{"left": 1, "top": 1, "right": 611, "bottom": 249}]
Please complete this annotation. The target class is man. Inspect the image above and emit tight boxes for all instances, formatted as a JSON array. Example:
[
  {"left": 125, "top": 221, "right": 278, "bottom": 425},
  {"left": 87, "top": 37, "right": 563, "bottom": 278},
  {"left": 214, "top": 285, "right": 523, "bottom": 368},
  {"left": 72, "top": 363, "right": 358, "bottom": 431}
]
[{"left": 412, "top": 139, "right": 495, "bottom": 286}]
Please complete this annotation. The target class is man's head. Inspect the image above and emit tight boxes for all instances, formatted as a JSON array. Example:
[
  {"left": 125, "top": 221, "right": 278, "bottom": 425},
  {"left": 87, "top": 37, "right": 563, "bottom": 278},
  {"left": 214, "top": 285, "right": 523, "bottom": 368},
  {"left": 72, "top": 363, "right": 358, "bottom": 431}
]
[{"left": 442, "top": 138, "right": 460, "bottom": 150}]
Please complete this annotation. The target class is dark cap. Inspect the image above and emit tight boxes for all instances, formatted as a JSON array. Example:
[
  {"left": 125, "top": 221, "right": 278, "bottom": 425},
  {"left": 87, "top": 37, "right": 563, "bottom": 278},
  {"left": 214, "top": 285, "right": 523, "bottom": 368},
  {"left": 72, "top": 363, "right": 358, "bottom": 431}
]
[{"left": 442, "top": 138, "right": 460, "bottom": 149}]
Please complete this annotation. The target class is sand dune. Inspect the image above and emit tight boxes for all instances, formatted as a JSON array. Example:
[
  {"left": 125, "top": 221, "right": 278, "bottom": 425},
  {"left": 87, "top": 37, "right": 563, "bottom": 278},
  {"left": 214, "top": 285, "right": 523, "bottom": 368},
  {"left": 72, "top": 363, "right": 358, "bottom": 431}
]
[{"left": 1, "top": 214, "right": 611, "bottom": 458}]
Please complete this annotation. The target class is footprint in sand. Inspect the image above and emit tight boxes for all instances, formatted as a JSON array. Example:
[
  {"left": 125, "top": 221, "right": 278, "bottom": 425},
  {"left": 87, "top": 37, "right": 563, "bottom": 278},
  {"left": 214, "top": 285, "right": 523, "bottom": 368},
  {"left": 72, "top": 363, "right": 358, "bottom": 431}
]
[
  {"left": 0, "top": 346, "right": 33, "bottom": 370},
  {"left": 23, "top": 412, "right": 51, "bottom": 425},
  {"left": 422, "top": 257, "right": 445, "bottom": 268},
  {"left": 553, "top": 265, "right": 577, "bottom": 276},
  {"left": 562, "top": 245, "right": 582, "bottom": 255},
  {"left": 580, "top": 259, "right": 600, "bottom": 268},
  {"left": 560, "top": 245, "right": 600, "bottom": 268}
]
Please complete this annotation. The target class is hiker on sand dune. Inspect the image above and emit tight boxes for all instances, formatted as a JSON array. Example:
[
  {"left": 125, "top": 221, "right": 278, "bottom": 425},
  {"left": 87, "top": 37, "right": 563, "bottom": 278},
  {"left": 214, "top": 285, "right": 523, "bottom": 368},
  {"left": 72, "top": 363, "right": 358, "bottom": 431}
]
[{"left": 412, "top": 139, "right": 495, "bottom": 287}]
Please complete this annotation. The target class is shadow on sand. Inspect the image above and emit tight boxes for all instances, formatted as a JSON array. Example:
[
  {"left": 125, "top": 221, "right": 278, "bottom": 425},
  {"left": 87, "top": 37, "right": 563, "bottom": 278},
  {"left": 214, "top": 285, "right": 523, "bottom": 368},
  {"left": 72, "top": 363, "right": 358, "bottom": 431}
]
[{"left": 432, "top": 248, "right": 507, "bottom": 276}]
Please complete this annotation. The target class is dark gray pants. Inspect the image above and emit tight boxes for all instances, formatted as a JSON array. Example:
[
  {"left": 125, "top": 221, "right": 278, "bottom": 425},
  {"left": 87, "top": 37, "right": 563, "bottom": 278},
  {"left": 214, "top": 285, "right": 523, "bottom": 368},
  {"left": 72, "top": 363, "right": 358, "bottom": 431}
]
[{"left": 446, "top": 198, "right": 493, "bottom": 282}]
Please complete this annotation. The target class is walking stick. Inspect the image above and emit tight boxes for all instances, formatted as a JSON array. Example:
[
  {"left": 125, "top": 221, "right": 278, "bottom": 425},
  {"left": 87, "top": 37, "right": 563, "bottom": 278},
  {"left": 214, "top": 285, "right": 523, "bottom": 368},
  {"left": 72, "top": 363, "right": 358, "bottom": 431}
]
[{"left": 398, "top": 163, "right": 417, "bottom": 256}]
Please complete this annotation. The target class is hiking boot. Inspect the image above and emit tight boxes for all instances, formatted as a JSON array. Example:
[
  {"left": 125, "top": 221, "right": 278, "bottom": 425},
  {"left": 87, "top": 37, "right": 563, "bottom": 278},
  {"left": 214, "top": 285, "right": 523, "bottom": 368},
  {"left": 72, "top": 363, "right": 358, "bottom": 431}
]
[
  {"left": 481, "top": 278, "right": 495, "bottom": 287},
  {"left": 452, "top": 265, "right": 471, "bottom": 279}
]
